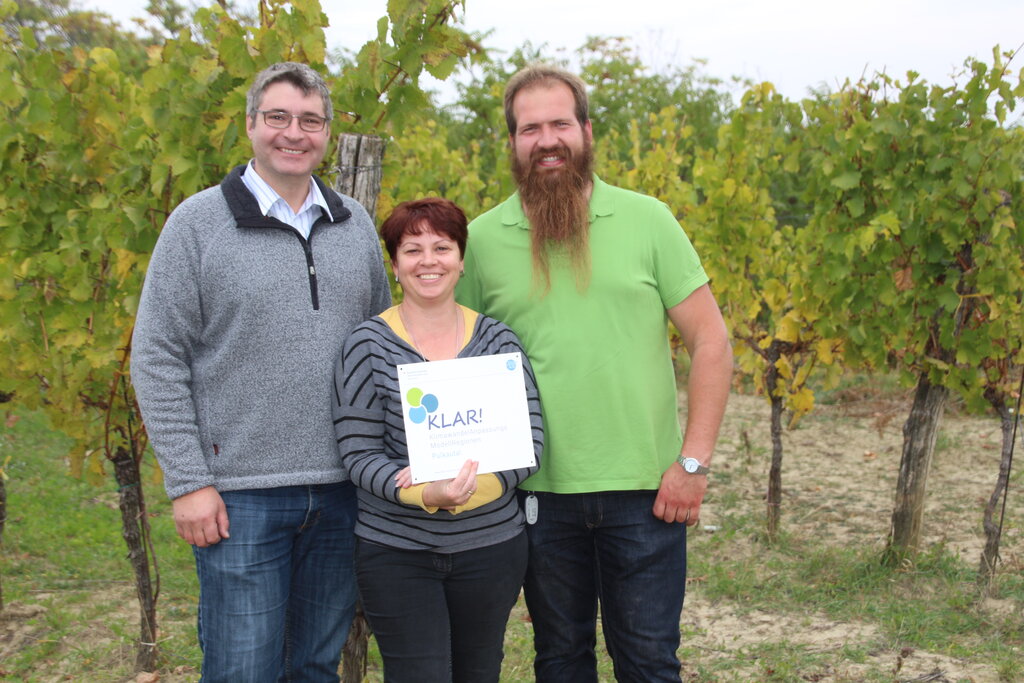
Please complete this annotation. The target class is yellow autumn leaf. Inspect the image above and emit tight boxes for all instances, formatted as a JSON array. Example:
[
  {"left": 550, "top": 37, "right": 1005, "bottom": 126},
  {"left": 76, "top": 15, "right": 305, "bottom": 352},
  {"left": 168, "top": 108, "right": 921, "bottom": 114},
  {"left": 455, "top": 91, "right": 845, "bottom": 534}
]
[
  {"left": 763, "top": 278, "right": 788, "bottom": 312},
  {"left": 815, "top": 339, "right": 835, "bottom": 364},
  {"left": 794, "top": 360, "right": 812, "bottom": 387},
  {"left": 110, "top": 249, "right": 136, "bottom": 281},
  {"left": 789, "top": 386, "right": 815, "bottom": 415},
  {"left": 776, "top": 311, "right": 801, "bottom": 343},
  {"left": 987, "top": 298, "right": 1001, "bottom": 320},
  {"left": 88, "top": 449, "right": 106, "bottom": 477},
  {"left": 775, "top": 354, "right": 793, "bottom": 380},
  {"left": 56, "top": 328, "right": 91, "bottom": 349}
]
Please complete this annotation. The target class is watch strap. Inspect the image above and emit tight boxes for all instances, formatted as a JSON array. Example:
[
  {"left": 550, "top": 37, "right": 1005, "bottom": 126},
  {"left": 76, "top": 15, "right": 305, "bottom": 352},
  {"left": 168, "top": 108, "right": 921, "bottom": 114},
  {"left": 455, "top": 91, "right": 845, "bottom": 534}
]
[{"left": 677, "top": 455, "right": 710, "bottom": 475}]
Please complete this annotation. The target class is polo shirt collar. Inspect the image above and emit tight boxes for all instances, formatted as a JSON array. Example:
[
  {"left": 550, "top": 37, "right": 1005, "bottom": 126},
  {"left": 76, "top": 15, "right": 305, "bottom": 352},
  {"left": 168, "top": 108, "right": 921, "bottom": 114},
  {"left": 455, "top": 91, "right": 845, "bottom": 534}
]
[{"left": 501, "top": 174, "right": 613, "bottom": 229}]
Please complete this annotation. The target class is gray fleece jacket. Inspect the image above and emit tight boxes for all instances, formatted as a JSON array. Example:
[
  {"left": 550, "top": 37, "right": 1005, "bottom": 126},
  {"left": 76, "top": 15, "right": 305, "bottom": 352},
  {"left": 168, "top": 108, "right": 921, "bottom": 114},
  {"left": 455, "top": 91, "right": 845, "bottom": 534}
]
[{"left": 131, "top": 165, "right": 391, "bottom": 500}]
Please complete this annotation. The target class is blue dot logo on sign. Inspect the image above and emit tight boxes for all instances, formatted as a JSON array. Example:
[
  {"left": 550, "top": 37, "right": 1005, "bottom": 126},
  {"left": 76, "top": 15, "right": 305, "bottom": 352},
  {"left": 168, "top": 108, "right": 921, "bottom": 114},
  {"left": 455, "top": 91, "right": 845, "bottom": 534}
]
[
  {"left": 406, "top": 387, "right": 439, "bottom": 424},
  {"left": 506, "top": 358, "right": 517, "bottom": 371}
]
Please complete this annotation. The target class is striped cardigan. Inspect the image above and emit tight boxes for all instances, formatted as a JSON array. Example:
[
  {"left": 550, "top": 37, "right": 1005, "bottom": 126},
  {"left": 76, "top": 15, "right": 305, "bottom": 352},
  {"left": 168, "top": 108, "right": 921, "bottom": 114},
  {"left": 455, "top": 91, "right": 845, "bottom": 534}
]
[{"left": 332, "top": 308, "right": 543, "bottom": 552}]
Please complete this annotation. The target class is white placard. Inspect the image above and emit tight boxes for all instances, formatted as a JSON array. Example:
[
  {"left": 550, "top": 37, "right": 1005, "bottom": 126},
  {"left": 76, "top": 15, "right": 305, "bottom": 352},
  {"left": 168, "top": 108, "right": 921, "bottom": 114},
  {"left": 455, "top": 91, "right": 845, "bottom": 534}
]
[{"left": 397, "top": 352, "right": 536, "bottom": 484}]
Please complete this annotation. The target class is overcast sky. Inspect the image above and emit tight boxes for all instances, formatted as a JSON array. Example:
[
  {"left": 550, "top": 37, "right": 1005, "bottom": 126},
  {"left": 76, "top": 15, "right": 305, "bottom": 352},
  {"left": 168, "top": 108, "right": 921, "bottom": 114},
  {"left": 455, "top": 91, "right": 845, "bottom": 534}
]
[{"left": 89, "top": 0, "right": 1023, "bottom": 103}]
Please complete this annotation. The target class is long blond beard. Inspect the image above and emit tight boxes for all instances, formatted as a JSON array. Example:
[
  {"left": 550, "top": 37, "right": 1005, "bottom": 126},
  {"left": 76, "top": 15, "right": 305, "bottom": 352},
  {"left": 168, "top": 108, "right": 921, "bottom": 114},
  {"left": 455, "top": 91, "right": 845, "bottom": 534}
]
[{"left": 512, "top": 139, "right": 594, "bottom": 294}]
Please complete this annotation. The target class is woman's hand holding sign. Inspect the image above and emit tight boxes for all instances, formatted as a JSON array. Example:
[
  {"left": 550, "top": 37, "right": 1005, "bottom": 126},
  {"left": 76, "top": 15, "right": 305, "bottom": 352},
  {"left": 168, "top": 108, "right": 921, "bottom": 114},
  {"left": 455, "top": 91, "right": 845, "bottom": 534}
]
[{"left": 420, "top": 459, "right": 479, "bottom": 510}]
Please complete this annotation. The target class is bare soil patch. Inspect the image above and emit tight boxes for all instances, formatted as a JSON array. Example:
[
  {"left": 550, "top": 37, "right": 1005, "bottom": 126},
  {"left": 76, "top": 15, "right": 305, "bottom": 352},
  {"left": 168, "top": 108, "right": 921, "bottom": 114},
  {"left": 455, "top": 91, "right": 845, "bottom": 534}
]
[{"left": 705, "top": 391, "right": 1021, "bottom": 572}]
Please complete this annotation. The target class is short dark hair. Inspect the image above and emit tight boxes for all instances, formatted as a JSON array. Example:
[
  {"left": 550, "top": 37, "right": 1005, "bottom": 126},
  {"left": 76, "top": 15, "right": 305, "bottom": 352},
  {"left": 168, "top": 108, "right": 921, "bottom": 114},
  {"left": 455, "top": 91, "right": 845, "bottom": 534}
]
[
  {"left": 380, "top": 197, "right": 468, "bottom": 262},
  {"left": 246, "top": 62, "right": 333, "bottom": 123},
  {"left": 504, "top": 64, "right": 589, "bottom": 136}
]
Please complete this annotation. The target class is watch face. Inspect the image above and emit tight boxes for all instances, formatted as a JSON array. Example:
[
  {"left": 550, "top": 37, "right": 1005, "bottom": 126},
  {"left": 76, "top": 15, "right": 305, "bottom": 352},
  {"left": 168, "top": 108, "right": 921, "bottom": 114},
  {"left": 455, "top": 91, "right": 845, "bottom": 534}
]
[{"left": 684, "top": 458, "right": 699, "bottom": 473}]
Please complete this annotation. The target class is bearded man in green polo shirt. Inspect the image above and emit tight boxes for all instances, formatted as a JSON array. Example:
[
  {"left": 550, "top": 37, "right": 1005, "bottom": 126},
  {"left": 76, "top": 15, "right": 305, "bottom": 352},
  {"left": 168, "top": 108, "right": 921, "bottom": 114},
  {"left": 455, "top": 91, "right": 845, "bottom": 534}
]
[{"left": 456, "top": 64, "right": 734, "bottom": 682}]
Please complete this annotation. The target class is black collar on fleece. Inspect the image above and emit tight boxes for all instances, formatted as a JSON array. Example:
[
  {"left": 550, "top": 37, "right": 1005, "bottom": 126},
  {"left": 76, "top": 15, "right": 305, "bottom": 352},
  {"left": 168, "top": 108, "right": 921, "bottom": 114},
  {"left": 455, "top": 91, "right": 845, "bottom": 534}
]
[{"left": 219, "top": 164, "right": 353, "bottom": 229}]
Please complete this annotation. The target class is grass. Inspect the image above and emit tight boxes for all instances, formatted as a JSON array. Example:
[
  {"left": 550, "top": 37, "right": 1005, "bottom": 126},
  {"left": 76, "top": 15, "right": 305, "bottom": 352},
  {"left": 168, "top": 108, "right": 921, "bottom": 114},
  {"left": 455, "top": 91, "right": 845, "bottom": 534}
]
[
  {"left": 2, "top": 398, "right": 1023, "bottom": 682},
  {"left": 1, "top": 407, "right": 200, "bottom": 681},
  {"left": 687, "top": 513, "right": 1024, "bottom": 680}
]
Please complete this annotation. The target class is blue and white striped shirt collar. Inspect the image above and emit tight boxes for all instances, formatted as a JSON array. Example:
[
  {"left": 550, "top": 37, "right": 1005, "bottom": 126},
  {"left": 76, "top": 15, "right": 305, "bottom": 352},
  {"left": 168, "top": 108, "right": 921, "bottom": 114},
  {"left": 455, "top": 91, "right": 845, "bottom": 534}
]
[{"left": 241, "top": 160, "right": 333, "bottom": 238}]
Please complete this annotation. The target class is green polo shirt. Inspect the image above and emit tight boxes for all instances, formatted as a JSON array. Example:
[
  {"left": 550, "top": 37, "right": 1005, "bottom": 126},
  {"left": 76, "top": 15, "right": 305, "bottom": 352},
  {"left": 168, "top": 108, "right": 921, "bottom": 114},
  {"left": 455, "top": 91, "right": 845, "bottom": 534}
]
[{"left": 456, "top": 176, "right": 708, "bottom": 493}]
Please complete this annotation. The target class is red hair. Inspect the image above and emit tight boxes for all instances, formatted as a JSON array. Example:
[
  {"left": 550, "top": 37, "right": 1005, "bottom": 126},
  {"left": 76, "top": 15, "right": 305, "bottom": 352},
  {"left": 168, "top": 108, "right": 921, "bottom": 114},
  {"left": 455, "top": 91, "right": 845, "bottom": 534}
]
[{"left": 380, "top": 197, "right": 468, "bottom": 261}]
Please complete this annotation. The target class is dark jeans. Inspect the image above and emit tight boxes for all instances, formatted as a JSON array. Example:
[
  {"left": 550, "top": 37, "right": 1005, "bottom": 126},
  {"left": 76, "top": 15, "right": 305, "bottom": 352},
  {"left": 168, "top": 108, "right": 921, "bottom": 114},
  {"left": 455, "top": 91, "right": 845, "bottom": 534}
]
[
  {"left": 193, "top": 482, "right": 358, "bottom": 683},
  {"left": 355, "top": 532, "right": 528, "bottom": 683},
  {"left": 521, "top": 490, "right": 687, "bottom": 683}
]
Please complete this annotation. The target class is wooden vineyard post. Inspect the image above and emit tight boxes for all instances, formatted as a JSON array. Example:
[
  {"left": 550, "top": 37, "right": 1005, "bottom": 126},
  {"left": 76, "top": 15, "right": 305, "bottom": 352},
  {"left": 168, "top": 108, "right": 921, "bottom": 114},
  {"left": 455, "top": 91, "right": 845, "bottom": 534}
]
[{"left": 334, "top": 132, "right": 386, "bottom": 683}]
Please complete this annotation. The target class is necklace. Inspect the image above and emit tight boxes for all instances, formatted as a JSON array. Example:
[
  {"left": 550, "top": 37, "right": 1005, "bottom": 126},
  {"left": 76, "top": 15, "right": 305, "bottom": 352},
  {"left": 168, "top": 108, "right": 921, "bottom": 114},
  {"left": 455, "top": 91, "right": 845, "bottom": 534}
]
[{"left": 398, "top": 304, "right": 462, "bottom": 360}]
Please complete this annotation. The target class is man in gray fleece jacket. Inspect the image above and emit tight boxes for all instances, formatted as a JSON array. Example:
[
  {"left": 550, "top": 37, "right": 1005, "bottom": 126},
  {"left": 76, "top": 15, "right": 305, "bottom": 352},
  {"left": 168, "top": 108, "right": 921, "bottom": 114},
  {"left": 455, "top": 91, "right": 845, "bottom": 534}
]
[{"left": 131, "top": 62, "right": 391, "bottom": 682}]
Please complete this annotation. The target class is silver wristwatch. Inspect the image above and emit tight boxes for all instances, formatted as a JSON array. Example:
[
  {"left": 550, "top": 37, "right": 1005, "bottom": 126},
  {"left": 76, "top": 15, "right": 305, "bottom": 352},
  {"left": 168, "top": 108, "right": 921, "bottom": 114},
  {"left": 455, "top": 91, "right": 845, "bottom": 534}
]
[{"left": 677, "top": 456, "right": 710, "bottom": 475}]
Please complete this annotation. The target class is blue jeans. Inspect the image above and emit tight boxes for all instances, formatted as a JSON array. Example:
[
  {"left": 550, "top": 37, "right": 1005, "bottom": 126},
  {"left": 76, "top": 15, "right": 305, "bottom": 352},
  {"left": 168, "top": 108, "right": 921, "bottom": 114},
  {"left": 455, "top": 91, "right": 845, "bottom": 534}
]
[
  {"left": 355, "top": 533, "right": 527, "bottom": 683},
  {"left": 521, "top": 490, "right": 687, "bottom": 683},
  {"left": 193, "top": 482, "right": 358, "bottom": 683}
]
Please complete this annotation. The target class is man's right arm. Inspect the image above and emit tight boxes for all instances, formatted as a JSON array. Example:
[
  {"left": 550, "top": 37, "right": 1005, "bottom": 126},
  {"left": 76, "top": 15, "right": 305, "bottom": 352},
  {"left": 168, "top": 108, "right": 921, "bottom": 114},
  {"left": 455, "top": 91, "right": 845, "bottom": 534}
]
[
  {"left": 653, "top": 284, "right": 732, "bottom": 524},
  {"left": 131, "top": 208, "right": 223, "bottom": 543}
]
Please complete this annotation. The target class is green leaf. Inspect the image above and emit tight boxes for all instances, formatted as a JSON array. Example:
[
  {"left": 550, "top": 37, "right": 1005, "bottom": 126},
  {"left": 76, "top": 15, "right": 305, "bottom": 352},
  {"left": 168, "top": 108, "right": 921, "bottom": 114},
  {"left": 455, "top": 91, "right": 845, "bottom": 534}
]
[
  {"left": 846, "top": 196, "right": 865, "bottom": 218},
  {"left": 830, "top": 170, "right": 861, "bottom": 190},
  {"left": 937, "top": 287, "right": 960, "bottom": 312}
]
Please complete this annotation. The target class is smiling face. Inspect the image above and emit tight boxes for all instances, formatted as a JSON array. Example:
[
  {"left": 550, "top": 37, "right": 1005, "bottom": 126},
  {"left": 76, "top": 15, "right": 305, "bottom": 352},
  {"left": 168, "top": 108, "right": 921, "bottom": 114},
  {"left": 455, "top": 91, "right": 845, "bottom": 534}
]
[
  {"left": 394, "top": 224, "right": 464, "bottom": 307},
  {"left": 247, "top": 80, "right": 330, "bottom": 195},
  {"left": 508, "top": 81, "right": 595, "bottom": 289},
  {"left": 510, "top": 81, "right": 593, "bottom": 175}
]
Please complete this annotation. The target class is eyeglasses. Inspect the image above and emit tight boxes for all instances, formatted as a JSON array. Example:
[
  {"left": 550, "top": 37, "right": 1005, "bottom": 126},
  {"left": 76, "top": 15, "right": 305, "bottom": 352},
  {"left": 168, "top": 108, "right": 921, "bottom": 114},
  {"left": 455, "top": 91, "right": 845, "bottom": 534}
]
[{"left": 255, "top": 109, "right": 330, "bottom": 133}]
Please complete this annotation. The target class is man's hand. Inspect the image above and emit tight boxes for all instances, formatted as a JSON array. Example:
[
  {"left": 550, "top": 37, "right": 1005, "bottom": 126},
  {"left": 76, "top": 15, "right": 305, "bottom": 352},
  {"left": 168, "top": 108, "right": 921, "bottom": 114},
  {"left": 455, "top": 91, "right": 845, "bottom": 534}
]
[
  {"left": 652, "top": 462, "right": 707, "bottom": 525},
  {"left": 172, "top": 486, "right": 230, "bottom": 547}
]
